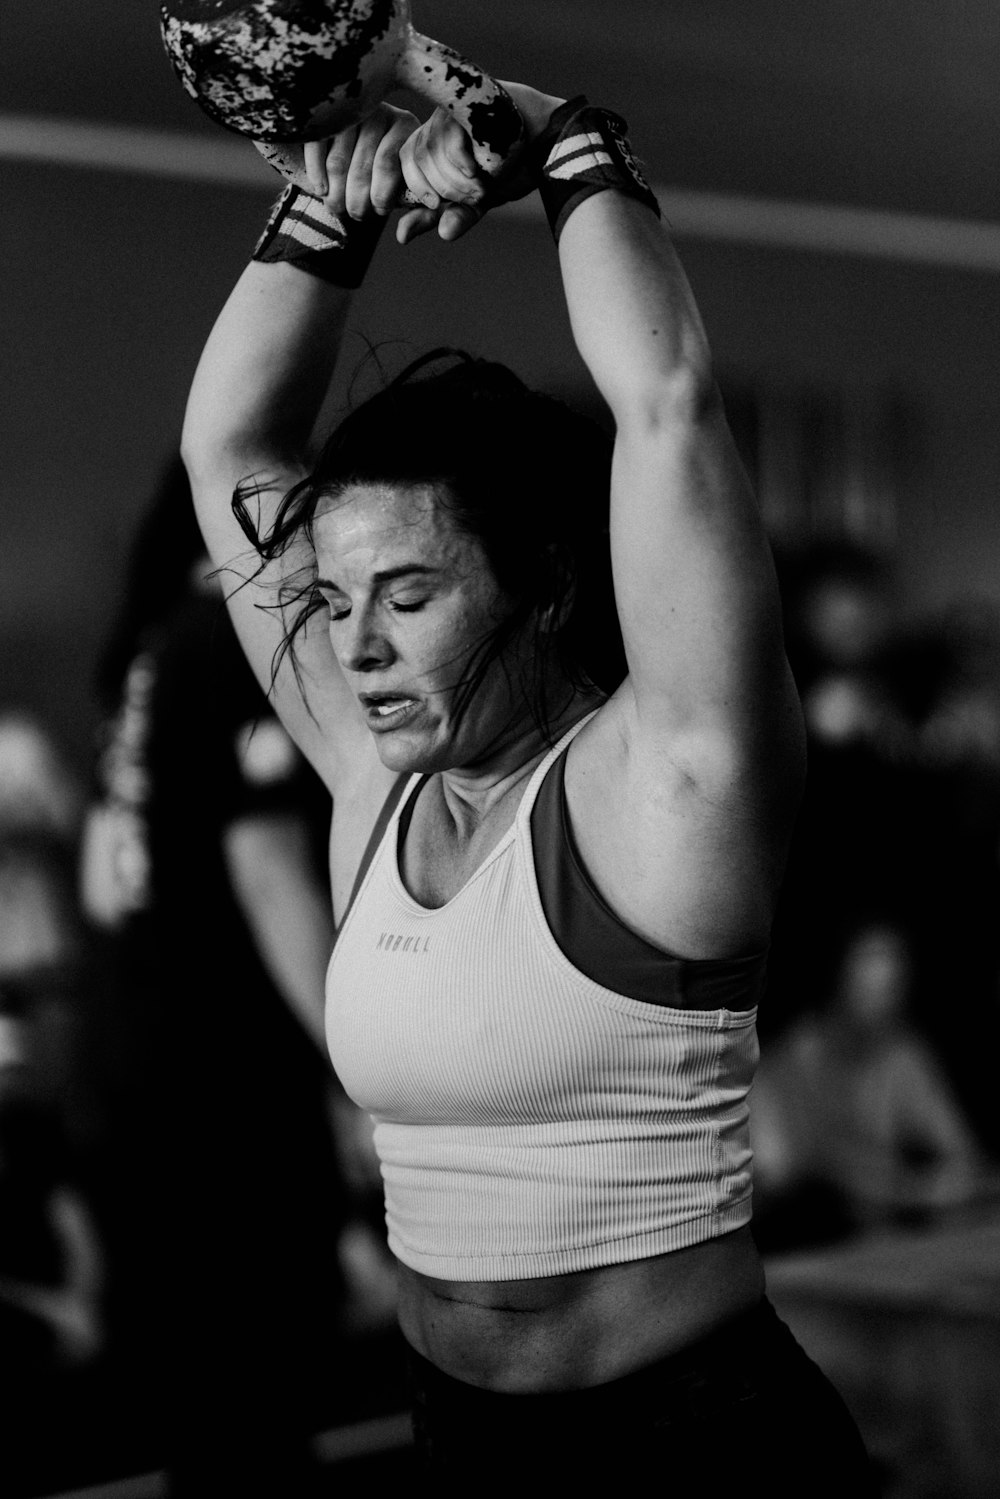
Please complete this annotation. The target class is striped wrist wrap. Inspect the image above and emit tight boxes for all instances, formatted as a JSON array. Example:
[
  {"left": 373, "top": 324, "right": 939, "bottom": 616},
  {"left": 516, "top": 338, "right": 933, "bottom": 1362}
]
[
  {"left": 251, "top": 185, "right": 386, "bottom": 289},
  {"left": 533, "top": 96, "right": 661, "bottom": 243}
]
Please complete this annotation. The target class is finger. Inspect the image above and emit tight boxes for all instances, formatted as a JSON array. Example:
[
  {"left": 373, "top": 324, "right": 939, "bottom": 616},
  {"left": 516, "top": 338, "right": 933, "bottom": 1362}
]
[
  {"left": 439, "top": 116, "right": 481, "bottom": 184},
  {"left": 396, "top": 205, "right": 440, "bottom": 246},
  {"left": 409, "top": 115, "right": 485, "bottom": 206},
  {"left": 344, "top": 107, "right": 413, "bottom": 219},
  {"left": 437, "top": 202, "right": 484, "bottom": 242},
  {"left": 367, "top": 117, "right": 414, "bottom": 216},
  {"left": 321, "top": 126, "right": 360, "bottom": 217},
  {"left": 412, "top": 148, "right": 483, "bottom": 207},
  {"left": 399, "top": 145, "right": 443, "bottom": 215},
  {"left": 397, "top": 199, "right": 482, "bottom": 246},
  {"left": 343, "top": 130, "right": 380, "bottom": 220},
  {"left": 303, "top": 139, "right": 330, "bottom": 198}
]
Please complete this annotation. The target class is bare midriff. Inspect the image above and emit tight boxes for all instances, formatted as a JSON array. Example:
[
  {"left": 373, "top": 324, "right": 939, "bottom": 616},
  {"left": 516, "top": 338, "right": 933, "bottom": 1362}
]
[{"left": 395, "top": 1224, "right": 765, "bottom": 1393}]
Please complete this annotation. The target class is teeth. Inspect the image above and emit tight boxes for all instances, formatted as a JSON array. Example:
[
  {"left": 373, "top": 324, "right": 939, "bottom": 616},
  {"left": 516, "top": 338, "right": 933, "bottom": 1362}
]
[{"left": 373, "top": 699, "right": 415, "bottom": 718}]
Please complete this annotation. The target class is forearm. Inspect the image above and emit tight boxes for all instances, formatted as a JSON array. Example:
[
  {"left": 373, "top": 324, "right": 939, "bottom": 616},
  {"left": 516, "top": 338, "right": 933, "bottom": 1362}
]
[
  {"left": 223, "top": 812, "right": 335, "bottom": 1054},
  {"left": 555, "top": 181, "right": 765, "bottom": 606},
  {"left": 181, "top": 260, "right": 351, "bottom": 485},
  {"left": 494, "top": 85, "right": 712, "bottom": 420},
  {"left": 183, "top": 105, "right": 421, "bottom": 489},
  {"left": 558, "top": 191, "right": 714, "bottom": 424},
  {"left": 528, "top": 103, "right": 791, "bottom": 751}
]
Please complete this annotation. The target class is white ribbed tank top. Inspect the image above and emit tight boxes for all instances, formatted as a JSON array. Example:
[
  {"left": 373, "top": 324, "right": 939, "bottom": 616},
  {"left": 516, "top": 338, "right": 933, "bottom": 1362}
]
[{"left": 326, "top": 715, "right": 759, "bottom": 1281}]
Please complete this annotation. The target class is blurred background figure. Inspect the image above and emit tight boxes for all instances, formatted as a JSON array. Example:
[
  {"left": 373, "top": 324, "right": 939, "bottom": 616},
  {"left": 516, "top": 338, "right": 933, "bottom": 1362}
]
[
  {"left": 0, "top": 710, "right": 107, "bottom": 1497},
  {"left": 765, "top": 539, "right": 928, "bottom": 1044},
  {"left": 753, "top": 914, "right": 1000, "bottom": 1252},
  {"left": 776, "top": 538, "right": 900, "bottom": 753},
  {"left": 760, "top": 540, "right": 1000, "bottom": 1255},
  {"left": 76, "top": 456, "right": 399, "bottom": 1498}
]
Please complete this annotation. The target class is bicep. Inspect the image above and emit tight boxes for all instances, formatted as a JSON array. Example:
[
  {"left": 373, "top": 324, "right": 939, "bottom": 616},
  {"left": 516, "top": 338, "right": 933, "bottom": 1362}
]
[
  {"left": 609, "top": 389, "right": 799, "bottom": 767},
  {"left": 178, "top": 258, "right": 366, "bottom": 787},
  {"left": 555, "top": 194, "right": 799, "bottom": 774}
]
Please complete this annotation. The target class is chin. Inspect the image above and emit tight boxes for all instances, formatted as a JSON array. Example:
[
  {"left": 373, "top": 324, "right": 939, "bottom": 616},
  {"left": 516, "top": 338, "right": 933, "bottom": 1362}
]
[{"left": 373, "top": 728, "right": 446, "bottom": 776}]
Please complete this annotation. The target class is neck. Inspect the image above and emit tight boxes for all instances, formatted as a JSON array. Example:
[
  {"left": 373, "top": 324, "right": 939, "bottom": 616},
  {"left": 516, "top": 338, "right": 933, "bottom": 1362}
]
[{"left": 436, "top": 688, "right": 600, "bottom": 835}]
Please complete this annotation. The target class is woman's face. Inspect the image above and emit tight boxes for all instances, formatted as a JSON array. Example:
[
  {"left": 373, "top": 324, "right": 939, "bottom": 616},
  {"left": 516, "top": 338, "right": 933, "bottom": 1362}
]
[{"left": 312, "top": 482, "right": 530, "bottom": 773}]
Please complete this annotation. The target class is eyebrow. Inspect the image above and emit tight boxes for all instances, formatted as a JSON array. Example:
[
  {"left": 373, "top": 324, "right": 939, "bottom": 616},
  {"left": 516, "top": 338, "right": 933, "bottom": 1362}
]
[{"left": 315, "top": 565, "right": 441, "bottom": 592}]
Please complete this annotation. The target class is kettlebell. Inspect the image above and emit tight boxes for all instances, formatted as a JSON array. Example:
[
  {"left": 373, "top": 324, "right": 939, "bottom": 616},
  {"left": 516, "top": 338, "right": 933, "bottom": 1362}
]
[{"left": 160, "top": 0, "right": 522, "bottom": 193}]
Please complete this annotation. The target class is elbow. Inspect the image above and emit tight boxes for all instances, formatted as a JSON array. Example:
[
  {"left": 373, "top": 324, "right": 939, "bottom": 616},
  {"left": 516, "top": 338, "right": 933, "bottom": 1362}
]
[
  {"left": 616, "top": 359, "right": 722, "bottom": 439},
  {"left": 178, "top": 417, "right": 217, "bottom": 495},
  {"left": 179, "top": 418, "right": 262, "bottom": 501},
  {"left": 177, "top": 434, "right": 200, "bottom": 491}
]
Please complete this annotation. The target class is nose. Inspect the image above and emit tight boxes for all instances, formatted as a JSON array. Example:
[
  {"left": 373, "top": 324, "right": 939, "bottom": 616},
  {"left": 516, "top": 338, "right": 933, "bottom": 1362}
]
[{"left": 336, "top": 603, "right": 393, "bottom": 674}]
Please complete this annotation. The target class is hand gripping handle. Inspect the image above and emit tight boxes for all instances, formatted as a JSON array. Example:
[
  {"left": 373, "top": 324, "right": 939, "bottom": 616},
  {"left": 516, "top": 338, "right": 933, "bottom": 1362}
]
[{"left": 254, "top": 29, "right": 523, "bottom": 195}]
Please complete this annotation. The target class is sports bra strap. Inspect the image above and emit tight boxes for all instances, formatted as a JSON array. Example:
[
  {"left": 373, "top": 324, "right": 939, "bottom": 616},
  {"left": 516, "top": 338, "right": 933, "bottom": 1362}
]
[{"left": 338, "top": 774, "right": 410, "bottom": 933}]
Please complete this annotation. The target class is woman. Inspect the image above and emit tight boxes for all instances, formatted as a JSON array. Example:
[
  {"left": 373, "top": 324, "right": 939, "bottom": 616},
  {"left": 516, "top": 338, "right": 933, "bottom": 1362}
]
[{"left": 181, "top": 80, "right": 874, "bottom": 1491}]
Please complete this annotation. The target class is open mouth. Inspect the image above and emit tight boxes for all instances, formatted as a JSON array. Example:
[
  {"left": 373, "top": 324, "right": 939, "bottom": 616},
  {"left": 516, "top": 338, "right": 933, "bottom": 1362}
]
[
  {"left": 360, "top": 694, "right": 420, "bottom": 726},
  {"left": 373, "top": 699, "right": 415, "bottom": 718}
]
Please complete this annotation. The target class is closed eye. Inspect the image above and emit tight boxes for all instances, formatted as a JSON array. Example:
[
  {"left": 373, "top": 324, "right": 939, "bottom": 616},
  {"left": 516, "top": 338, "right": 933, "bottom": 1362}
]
[
  {"left": 323, "top": 599, "right": 424, "bottom": 622},
  {"left": 315, "top": 584, "right": 349, "bottom": 622}
]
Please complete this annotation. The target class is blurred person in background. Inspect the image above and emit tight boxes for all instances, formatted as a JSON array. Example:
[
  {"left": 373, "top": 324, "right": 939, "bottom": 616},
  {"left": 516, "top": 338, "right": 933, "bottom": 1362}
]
[
  {"left": 752, "top": 912, "right": 1000, "bottom": 1252},
  {"left": 881, "top": 598, "right": 1000, "bottom": 1160},
  {"left": 764, "top": 539, "right": 917, "bottom": 1044},
  {"left": 79, "top": 458, "right": 398, "bottom": 1498},
  {"left": 0, "top": 710, "right": 107, "bottom": 1497},
  {"left": 775, "top": 538, "right": 900, "bottom": 753},
  {"left": 767, "top": 543, "right": 1000, "bottom": 1178}
]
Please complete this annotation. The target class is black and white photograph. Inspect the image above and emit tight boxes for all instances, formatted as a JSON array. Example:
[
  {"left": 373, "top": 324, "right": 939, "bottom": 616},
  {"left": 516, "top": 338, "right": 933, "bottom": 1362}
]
[{"left": 2, "top": 4, "right": 999, "bottom": 1496}]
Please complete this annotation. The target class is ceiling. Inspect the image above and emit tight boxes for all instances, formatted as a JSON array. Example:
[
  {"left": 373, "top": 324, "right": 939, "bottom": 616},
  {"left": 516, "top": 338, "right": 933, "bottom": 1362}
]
[{"left": 3, "top": 0, "right": 998, "bottom": 222}]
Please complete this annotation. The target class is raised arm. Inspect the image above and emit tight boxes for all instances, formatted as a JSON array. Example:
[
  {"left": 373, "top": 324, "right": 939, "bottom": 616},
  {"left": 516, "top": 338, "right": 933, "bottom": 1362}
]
[
  {"left": 545, "top": 99, "right": 805, "bottom": 950},
  {"left": 547, "top": 122, "right": 801, "bottom": 793},
  {"left": 406, "top": 89, "right": 801, "bottom": 787},
  {"left": 403, "top": 89, "right": 804, "bottom": 954},
  {"left": 179, "top": 107, "right": 421, "bottom": 787}
]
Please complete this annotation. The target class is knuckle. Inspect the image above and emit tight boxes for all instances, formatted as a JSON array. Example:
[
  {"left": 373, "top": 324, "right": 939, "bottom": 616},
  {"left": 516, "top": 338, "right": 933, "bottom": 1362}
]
[{"left": 326, "top": 139, "right": 353, "bottom": 170}]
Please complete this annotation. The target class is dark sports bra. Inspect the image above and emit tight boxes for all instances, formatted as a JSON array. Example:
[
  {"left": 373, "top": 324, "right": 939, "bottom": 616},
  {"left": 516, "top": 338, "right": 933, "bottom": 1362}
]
[
  {"left": 531, "top": 743, "right": 767, "bottom": 1011},
  {"left": 342, "top": 746, "right": 767, "bottom": 1013}
]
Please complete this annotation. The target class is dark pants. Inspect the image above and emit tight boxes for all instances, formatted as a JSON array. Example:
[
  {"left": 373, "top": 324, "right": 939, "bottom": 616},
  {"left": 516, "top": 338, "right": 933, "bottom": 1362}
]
[{"left": 407, "top": 1298, "right": 878, "bottom": 1495}]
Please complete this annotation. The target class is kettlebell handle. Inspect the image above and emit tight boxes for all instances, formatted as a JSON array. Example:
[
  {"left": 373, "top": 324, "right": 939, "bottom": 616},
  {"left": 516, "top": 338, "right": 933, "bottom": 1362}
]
[{"left": 254, "top": 30, "right": 523, "bottom": 194}]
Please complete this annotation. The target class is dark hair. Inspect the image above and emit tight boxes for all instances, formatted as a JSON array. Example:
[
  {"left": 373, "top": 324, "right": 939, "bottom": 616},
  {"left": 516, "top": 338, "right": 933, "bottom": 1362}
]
[{"left": 234, "top": 349, "right": 626, "bottom": 738}]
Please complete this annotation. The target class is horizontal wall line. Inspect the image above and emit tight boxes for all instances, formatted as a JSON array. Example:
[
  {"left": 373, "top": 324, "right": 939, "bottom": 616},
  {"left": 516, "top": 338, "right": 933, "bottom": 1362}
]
[
  {"left": 659, "top": 191, "right": 1000, "bottom": 272},
  {"left": 3, "top": 113, "right": 1000, "bottom": 272}
]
